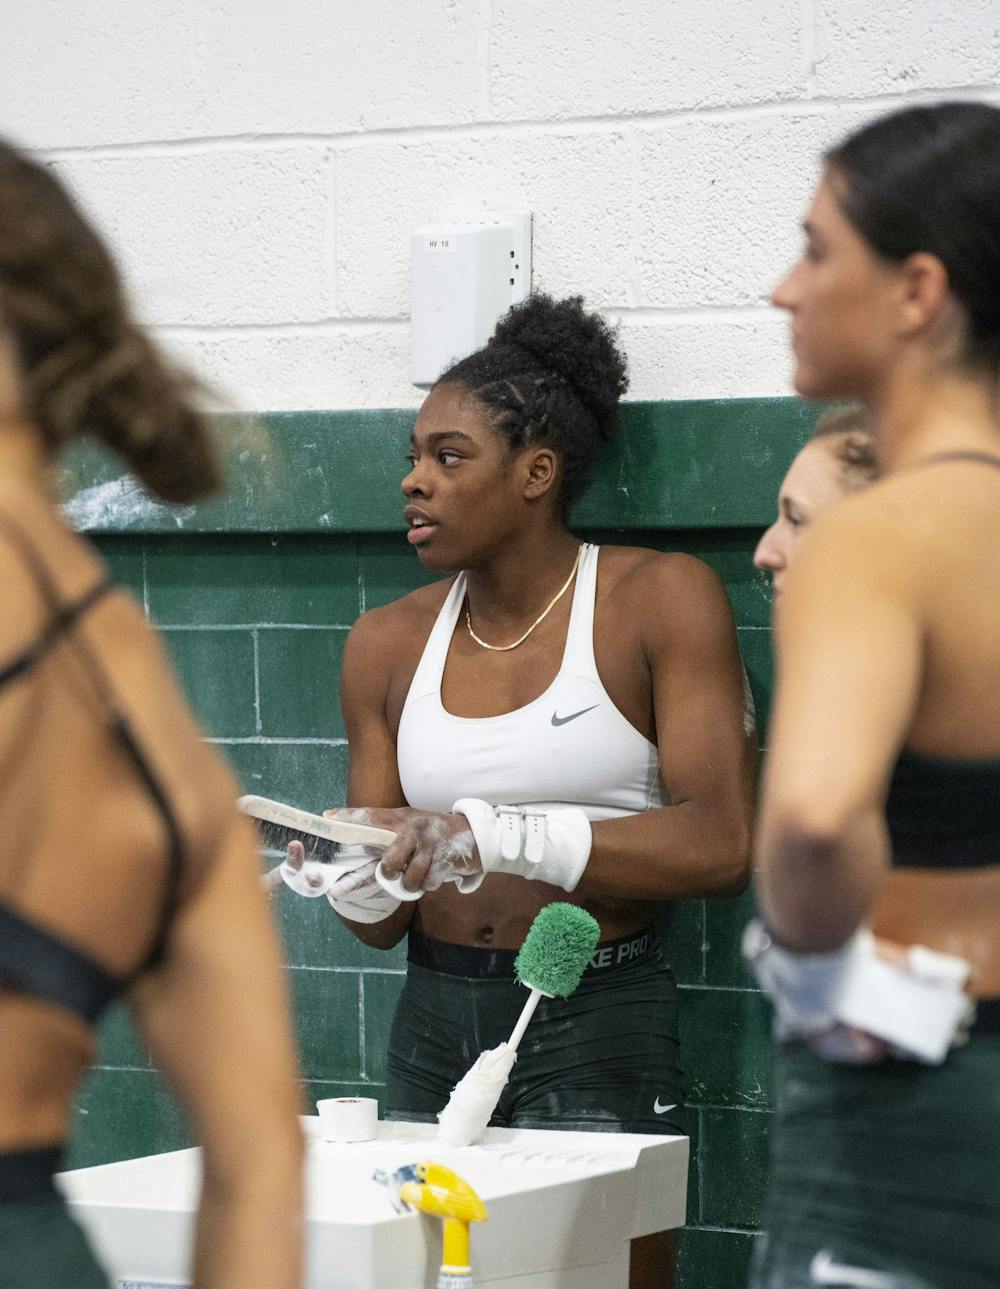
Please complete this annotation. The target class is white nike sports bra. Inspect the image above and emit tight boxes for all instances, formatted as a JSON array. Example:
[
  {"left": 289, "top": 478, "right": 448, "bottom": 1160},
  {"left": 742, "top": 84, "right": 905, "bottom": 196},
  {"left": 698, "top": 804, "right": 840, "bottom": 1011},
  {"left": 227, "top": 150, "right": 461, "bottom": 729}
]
[{"left": 396, "top": 543, "right": 668, "bottom": 820}]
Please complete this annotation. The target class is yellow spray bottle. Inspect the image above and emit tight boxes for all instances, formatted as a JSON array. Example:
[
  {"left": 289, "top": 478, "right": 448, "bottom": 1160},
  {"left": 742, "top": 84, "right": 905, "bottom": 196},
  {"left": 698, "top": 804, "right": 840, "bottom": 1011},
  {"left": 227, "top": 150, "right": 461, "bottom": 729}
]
[{"left": 374, "top": 1160, "right": 488, "bottom": 1288}]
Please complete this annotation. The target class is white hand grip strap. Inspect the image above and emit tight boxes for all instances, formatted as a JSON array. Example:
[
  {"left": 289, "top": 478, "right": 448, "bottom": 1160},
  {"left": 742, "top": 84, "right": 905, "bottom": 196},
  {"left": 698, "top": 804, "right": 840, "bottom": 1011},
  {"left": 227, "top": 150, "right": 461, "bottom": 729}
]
[
  {"left": 327, "top": 873, "right": 404, "bottom": 923},
  {"left": 743, "top": 920, "right": 973, "bottom": 1064},
  {"left": 452, "top": 798, "right": 591, "bottom": 893},
  {"left": 280, "top": 859, "right": 339, "bottom": 899},
  {"left": 374, "top": 861, "right": 424, "bottom": 902}
]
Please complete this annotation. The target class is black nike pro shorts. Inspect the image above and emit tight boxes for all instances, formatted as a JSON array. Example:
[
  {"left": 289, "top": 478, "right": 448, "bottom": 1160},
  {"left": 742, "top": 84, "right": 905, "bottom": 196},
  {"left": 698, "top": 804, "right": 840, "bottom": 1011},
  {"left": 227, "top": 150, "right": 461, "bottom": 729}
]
[{"left": 385, "top": 926, "right": 686, "bottom": 1137}]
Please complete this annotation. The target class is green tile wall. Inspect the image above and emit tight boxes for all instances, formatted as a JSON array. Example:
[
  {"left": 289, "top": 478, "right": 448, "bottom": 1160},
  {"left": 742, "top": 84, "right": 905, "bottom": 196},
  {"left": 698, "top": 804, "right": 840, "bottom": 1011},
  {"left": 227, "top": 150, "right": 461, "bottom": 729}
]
[{"left": 64, "top": 399, "right": 819, "bottom": 1289}]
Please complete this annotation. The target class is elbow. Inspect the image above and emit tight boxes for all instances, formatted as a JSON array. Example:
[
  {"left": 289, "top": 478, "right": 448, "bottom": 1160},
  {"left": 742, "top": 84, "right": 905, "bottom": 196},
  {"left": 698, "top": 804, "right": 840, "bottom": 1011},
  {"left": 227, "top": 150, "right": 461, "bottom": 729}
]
[
  {"left": 758, "top": 804, "right": 847, "bottom": 873},
  {"left": 703, "top": 819, "right": 754, "bottom": 897}
]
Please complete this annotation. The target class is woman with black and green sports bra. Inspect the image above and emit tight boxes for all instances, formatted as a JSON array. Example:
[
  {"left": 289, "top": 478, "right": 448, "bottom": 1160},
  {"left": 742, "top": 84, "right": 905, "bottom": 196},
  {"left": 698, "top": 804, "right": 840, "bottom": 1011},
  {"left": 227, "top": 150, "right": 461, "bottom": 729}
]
[{"left": 747, "top": 102, "right": 1000, "bottom": 1289}]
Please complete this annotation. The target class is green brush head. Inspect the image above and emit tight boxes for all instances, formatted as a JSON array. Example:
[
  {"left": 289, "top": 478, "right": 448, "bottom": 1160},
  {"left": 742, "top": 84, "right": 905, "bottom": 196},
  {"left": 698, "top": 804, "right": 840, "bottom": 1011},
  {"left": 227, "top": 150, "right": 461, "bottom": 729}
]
[{"left": 515, "top": 903, "right": 601, "bottom": 998}]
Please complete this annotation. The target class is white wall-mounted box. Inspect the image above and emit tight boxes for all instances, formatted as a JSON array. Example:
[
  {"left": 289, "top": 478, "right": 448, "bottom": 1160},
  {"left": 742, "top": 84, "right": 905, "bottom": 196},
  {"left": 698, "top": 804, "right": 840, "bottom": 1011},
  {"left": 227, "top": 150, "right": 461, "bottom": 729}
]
[{"left": 410, "top": 211, "right": 532, "bottom": 389}]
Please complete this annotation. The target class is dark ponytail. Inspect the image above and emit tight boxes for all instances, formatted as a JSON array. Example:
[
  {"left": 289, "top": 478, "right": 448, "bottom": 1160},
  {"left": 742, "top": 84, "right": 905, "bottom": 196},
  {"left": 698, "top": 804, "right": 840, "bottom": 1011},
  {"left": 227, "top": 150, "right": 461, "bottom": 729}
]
[
  {"left": 438, "top": 293, "right": 629, "bottom": 513},
  {"left": 0, "top": 138, "right": 221, "bottom": 503},
  {"left": 827, "top": 102, "right": 1000, "bottom": 372}
]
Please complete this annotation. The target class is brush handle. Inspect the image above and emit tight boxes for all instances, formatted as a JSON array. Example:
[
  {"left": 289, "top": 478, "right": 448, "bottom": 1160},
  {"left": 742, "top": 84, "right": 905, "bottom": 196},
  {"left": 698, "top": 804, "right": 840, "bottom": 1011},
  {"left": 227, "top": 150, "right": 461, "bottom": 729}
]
[
  {"left": 506, "top": 987, "right": 544, "bottom": 1054},
  {"left": 238, "top": 795, "right": 397, "bottom": 849}
]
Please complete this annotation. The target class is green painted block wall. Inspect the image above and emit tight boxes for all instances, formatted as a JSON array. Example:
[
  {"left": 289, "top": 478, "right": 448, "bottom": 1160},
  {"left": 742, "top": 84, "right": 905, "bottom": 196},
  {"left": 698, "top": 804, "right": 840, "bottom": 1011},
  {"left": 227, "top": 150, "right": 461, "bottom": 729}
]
[{"left": 62, "top": 400, "right": 816, "bottom": 1289}]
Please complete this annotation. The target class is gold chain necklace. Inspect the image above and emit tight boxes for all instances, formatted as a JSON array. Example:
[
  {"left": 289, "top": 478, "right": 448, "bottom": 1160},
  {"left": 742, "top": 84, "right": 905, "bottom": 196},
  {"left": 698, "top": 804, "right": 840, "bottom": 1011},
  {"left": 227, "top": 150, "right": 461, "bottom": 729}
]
[{"left": 465, "top": 545, "right": 584, "bottom": 652}]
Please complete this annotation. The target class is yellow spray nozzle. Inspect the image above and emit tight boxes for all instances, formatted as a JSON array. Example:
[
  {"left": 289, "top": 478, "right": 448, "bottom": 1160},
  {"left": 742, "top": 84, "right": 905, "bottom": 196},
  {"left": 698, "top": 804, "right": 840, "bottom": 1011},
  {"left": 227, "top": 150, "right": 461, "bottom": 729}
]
[
  {"left": 400, "top": 1162, "right": 488, "bottom": 1224},
  {"left": 397, "top": 1161, "right": 487, "bottom": 1279}
]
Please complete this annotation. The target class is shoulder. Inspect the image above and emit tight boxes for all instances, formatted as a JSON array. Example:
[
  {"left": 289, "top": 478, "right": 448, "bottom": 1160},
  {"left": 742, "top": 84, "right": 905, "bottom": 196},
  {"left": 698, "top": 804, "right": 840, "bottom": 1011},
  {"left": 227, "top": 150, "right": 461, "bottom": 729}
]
[
  {"left": 785, "top": 479, "right": 929, "bottom": 606},
  {"left": 348, "top": 577, "right": 454, "bottom": 647},
  {"left": 342, "top": 577, "right": 454, "bottom": 693},
  {"left": 594, "top": 543, "right": 736, "bottom": 668},
  {"left": 597, "top": 543, "right": 731, "bottom": 620}
]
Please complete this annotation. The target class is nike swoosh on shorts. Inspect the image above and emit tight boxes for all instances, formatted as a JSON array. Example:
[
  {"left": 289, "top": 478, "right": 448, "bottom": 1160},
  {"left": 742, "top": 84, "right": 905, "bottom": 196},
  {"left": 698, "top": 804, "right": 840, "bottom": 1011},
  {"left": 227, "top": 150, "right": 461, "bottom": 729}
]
[
  {"left": 653, "top": 1098, "right": 677, "bottom": 1115},
  {"left": 809, "top": 1249, "right": 919, "bottom": 1288},
  {"left": 551, "top": 704, "right": 599, "bottom": 727}
]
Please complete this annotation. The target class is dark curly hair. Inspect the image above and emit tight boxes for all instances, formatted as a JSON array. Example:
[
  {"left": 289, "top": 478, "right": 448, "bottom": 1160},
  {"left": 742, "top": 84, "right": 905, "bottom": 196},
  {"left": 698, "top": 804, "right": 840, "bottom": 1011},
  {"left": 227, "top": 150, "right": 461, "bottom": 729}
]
[
  {"left": 0, "top": 137, "right": 220, "bottom": 503},
  {"left": 438, "top": 293, "right": 628, "bottom": 514}
]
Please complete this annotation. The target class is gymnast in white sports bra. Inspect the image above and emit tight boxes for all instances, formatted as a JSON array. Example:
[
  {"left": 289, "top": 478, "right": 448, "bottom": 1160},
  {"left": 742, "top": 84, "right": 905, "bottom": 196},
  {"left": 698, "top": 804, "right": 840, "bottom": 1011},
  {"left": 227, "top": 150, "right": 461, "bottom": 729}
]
[
  {"left": 395, "top": 540, "right": 667, "bottom": 821},
  {"left": 283, "top": 294, "right": 756, "bottom": 1289}
]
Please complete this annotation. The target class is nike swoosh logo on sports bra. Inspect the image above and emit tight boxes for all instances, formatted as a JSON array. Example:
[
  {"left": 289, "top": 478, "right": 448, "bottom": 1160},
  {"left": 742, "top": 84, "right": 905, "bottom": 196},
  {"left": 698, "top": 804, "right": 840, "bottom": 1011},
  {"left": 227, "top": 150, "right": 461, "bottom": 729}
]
[
  {"left": 551, "top": 704, "right": 599, "bottom": 727},
  {"left": 652, "top": 1098, "right": 677, "bottom": 1115},
  {"left": 809, "top": 1249, "right": 913, "bottom": 1288}
]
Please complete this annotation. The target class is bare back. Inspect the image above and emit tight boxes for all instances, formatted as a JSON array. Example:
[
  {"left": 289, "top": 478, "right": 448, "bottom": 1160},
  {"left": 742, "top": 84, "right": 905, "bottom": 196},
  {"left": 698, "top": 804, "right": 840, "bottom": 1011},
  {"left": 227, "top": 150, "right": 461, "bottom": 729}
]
[
  {"left": 772, "top": 455, "right": 1000, "bottom": 989},
  {"left": 0, "top": 480, "right": 247, "bottom": 1150},
  {"left": 871, "top": 459, "right": 1000, "bottom": 978}
]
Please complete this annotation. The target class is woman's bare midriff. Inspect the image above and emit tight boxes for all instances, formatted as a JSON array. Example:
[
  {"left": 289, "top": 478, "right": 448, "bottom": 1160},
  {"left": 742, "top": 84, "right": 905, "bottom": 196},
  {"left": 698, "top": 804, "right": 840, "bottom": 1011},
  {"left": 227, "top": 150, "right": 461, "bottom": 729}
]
[
  {"left": 873, "top": 865, "right": 1000, "bottom": 997},
  {"left": 411, "top": 873, "right": 655, "bottom": 949},
  {"left": 0, "top": 997, "right": 94, "bottom": 1152}
]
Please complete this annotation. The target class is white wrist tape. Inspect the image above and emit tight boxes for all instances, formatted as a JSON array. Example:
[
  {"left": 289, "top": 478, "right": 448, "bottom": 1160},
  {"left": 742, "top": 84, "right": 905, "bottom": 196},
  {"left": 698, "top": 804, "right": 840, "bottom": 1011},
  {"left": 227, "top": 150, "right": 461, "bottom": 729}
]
[
  {"left": 743, "top": 920, "right": 973, "bottom": 1064},
  {"left": 452, "top": 798, "right": 592, "bottom": 894}
]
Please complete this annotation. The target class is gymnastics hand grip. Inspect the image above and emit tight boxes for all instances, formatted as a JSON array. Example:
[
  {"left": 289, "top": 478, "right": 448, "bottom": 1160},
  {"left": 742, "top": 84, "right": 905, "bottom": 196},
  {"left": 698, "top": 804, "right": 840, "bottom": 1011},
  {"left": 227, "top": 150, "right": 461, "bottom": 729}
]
[{"left": 374, "top": 860, "right": 424, "bottom": 902}]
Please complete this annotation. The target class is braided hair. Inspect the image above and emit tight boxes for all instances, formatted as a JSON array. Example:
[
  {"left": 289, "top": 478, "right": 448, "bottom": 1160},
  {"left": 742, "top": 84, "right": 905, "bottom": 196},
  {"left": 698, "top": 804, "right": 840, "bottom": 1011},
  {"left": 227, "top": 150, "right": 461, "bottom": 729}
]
[{"left": 438, "top": 293, "right": 628, "bottom": 515}]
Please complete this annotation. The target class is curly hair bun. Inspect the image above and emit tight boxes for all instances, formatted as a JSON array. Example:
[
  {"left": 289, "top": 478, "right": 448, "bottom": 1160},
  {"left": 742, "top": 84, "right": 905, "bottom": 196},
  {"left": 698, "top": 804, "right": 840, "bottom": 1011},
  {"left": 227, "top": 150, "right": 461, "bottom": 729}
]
[{"left": 490, "top": 293, "right": 628, "bottom": 440}]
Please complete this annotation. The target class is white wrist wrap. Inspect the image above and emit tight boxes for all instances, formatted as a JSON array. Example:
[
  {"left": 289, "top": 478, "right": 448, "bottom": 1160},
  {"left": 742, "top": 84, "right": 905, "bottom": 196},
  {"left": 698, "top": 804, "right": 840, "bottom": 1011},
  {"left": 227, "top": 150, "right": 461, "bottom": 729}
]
[
  {"left": 743, "top": 920, "right": 973, "bottom": 1064},
  {"left": 452, "top": 798, "right": 592, "bottom": 893}
]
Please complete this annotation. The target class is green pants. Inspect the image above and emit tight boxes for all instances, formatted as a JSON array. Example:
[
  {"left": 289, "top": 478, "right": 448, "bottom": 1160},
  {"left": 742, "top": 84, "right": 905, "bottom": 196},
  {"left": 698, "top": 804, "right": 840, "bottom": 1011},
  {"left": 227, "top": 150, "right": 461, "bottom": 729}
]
[
  {"left": 751, "top": 1035, "right": 1000, "bottom": 1289},
  {"left": 0, "top": 1197, "right": 108, "bottom": 1289}
]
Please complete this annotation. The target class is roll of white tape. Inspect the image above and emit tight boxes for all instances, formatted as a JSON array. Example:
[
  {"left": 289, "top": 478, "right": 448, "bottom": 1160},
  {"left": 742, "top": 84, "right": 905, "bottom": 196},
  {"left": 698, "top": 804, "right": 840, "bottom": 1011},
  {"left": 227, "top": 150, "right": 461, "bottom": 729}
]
[{"left": 316, "top": 1096, "right": 378, "bottom": 1142}]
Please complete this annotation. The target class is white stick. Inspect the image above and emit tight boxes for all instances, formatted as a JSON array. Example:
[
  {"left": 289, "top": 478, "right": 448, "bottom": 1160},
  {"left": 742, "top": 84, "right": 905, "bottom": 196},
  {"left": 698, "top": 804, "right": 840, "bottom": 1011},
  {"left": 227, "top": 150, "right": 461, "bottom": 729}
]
[
  {"left": 507, "top": 987, "right": 543, "bottom": 1053},
  {"left": 436, "top": 986, "right": 551, "bottom": 1148}
]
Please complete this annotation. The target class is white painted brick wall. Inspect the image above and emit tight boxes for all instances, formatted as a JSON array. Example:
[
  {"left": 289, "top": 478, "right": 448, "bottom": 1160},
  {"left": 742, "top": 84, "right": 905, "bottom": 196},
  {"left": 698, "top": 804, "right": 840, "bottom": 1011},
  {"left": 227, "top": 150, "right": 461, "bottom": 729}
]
[
  {"left": 491, "top": 0, "right": 806, "bottom": 119},
  {"left": 337, "top": 130, "right": 635, "bottom": 317},
  {"left": 2, "top": 0, "right": 998, "bottom": 410},
  {"left": 54, "top": 148, "right": 334, "bottom": 326}
]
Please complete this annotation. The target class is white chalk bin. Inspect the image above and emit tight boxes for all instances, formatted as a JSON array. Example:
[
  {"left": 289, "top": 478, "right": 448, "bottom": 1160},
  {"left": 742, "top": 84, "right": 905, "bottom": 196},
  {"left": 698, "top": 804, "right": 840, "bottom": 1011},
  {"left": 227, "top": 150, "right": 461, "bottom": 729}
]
[{"left": 58, "top": 1119, "right": 689, "bottom": 1288}]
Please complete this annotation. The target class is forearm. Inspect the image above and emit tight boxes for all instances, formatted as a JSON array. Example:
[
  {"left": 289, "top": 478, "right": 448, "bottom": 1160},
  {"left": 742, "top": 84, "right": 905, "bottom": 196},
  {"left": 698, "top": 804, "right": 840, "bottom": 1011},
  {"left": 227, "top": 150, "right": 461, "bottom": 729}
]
[
  {"left": 579, "top": 803, "right": 752, "bottom": 901},
  {"left": 755, "top": 806, "right": 889, "bottom": 951},
  {"left": 192, "top": 1129, "right": 304, "bottom": 1289}
]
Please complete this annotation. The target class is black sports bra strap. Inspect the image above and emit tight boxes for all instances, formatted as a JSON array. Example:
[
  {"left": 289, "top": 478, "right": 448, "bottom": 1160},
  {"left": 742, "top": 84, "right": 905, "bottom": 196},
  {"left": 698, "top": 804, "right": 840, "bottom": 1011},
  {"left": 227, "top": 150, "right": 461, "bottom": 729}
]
[
  {"left": 0, "top": 903, "right": 118, "bottom": 1025},
  {"left": 0, "top": 511, "right": 185, "bottom": 977},
  {"left": 110, "top": 710, "right": 185, "bottom": 973},
  {"left": 906, "top": 450, "right": 1000, "bottom": 473},
  {"left": 0, "top": 576, "right": 113, "bottom": 687}
]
